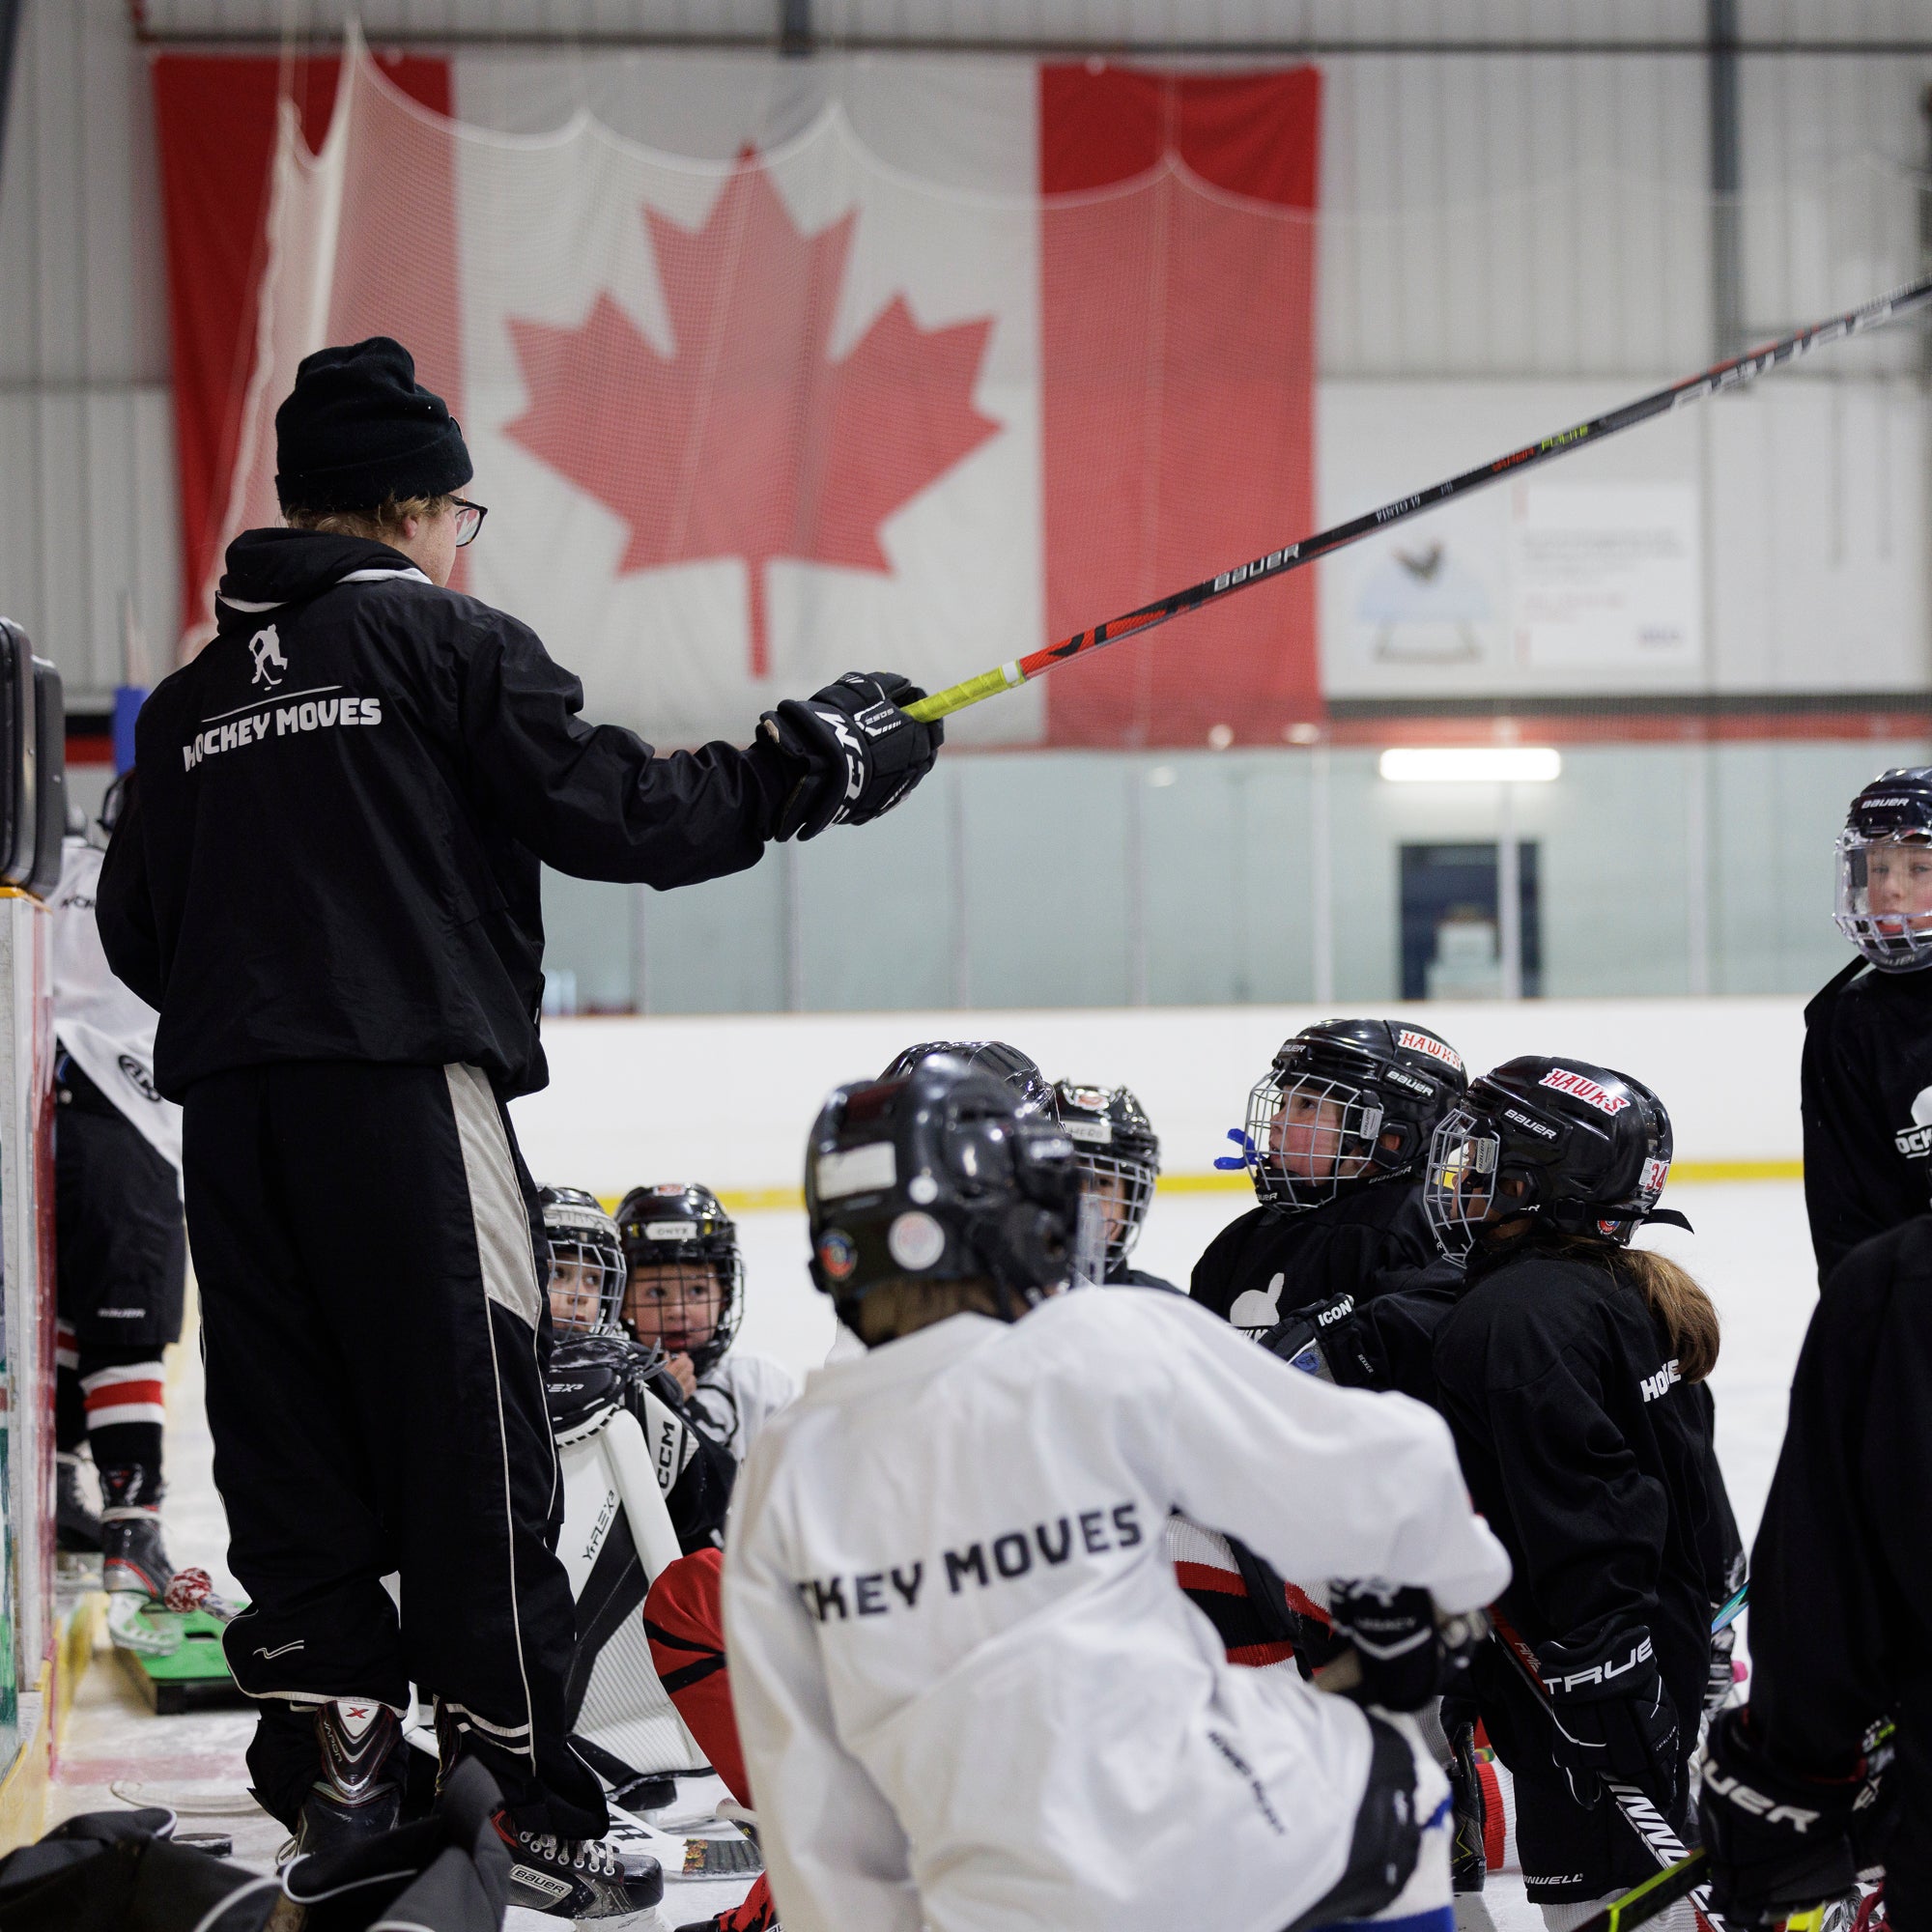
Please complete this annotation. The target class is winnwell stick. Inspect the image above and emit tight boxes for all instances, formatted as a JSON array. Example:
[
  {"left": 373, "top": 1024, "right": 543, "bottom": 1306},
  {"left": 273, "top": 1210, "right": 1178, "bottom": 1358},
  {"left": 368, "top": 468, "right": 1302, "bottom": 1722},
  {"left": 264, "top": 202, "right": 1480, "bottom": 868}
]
[
  {"left": 905, "top": 270, "right": 1932, "bottom": 726},
  {"left": 1490, "top": 1608, "right": 1733, "bottom": 1932}
]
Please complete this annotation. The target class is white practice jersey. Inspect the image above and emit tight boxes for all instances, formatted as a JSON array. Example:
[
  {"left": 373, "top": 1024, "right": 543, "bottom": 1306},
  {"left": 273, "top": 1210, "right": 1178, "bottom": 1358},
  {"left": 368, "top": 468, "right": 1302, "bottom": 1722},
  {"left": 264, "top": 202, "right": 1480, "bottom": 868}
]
[
  {"left": 724, "top": 1287, "right": 1511, "bottom": 1932},
  {"left": 52, "top": 838, "right": 182, "bottom": 1173},
  {"left": 689, "top": 1348, "right": 796, "bottom": 1464}
]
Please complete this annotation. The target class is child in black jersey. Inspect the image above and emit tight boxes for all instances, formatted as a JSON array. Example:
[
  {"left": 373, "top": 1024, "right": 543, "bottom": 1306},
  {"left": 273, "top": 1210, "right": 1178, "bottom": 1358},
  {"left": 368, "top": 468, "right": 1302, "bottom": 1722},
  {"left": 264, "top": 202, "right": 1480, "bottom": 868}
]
[
  {"left": 1192, "top": 1017, "right": 1467, "bottom": 1335},
  {"left": 1424, "top": 1059, "right": 1731, "bottom": 1924}
]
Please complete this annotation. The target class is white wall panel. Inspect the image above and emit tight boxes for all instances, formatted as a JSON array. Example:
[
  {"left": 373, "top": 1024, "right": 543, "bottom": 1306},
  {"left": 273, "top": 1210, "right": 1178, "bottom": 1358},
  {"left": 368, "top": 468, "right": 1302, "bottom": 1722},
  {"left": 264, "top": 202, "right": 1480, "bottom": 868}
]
[
  {"left": 0, "top": 0, "right": 165, "bottom": 383},
  {"left": 1317, "top": 53, "right": 1710, "bottom": 379},
  {"left": 0, "top": 0, "right": 175, "bottom": 703},
  {"left": 0, "top": 388, "right": 179, "bottom": 702},
  {"left": 1739, "top": 52, "right": 1931, "bottom": 376},
  {"left": 139, "top": 0, "right": 776, "bottom": 38},
  {"left": 1318, "top": 373, "right": 1928, "bottom": 699}
]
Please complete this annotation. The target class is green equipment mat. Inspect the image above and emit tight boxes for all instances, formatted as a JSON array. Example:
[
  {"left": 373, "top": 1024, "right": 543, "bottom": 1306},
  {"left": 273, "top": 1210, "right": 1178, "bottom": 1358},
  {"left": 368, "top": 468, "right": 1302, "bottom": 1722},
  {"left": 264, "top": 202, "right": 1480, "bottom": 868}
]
[{"left": 116, "top": 1610, "right": 247, "bottom": 1714}]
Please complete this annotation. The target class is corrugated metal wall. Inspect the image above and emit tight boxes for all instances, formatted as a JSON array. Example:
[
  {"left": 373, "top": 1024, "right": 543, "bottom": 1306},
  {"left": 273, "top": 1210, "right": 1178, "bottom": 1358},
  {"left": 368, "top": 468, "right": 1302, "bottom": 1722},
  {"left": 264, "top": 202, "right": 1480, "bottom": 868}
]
[
  {"left": 0, "top": 0, "right": 175, "bottom": 708},
  {"left": 5, "top": 0, "right": 1932, "bottom": 705}
]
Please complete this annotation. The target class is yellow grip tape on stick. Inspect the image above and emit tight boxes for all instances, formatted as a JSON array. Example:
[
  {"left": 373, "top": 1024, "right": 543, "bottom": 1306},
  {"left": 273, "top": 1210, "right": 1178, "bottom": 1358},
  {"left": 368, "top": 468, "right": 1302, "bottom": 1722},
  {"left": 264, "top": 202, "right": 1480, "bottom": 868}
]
[{"left": 905, "top": 661, "right": 1025, "bottom": 724}]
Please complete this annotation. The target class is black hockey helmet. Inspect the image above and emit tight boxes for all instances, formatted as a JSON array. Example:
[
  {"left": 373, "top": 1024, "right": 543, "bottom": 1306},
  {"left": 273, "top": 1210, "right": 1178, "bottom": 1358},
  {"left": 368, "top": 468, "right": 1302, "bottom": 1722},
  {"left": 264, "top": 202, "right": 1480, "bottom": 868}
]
[
  {"left": 879, "top": 1038, "right": 1055, "bottom": 1119},
  {"left": 807, "top": 1054, "right": 1095, "bottom": 1326},
  {"left": 1424, "top": 1056, "right": 1684, "bottom": 1261},
  {"left": 1233, "top": 1017, "right": 1468, "bottom": 1212},
  {"left": 1834, "top": 767, "right": 1932, "bottom": 972},
  {"left": 1052, "top": 1079, "right": 1160, "bottom": 1273},
  {"left": 538, "top": 1184, "right": 626, "bottom": 1334},
  {"left": 615, "top": 1181, "right": 743, "bottom": 1374}
]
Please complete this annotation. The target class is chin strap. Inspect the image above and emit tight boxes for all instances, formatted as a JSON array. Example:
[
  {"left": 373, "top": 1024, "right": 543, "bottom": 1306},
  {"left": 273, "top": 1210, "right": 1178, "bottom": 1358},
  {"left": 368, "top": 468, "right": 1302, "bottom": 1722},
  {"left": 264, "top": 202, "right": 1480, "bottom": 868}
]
[{"left": 1642, "top": 1208, "right": 1694, "bottom": 1234}]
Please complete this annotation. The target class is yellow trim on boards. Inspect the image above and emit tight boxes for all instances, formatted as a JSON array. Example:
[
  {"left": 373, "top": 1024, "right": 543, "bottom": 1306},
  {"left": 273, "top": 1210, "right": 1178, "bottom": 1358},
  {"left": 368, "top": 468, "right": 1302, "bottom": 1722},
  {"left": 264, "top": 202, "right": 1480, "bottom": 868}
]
[
  {"left": 0, "top": 1661, "right": 52, "bottom": 1853},
  {"left": 604, "top": 1159, "right": 1802, "bottom": 1220}
]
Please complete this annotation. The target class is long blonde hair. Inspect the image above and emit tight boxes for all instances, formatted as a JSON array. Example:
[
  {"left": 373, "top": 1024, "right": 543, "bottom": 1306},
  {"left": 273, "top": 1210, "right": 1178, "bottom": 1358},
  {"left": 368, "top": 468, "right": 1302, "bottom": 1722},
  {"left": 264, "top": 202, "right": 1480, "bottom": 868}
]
[{"left": 1539, "top": 1232, "right": 1720, "bottom": 1382}]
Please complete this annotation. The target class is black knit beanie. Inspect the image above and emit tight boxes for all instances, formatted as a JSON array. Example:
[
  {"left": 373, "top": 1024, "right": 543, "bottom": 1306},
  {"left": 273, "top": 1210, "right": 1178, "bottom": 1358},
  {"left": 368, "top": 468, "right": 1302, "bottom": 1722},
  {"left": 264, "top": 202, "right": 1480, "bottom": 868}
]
[{"left": 274, "top": 336, "right": 472, "bottom": 513}]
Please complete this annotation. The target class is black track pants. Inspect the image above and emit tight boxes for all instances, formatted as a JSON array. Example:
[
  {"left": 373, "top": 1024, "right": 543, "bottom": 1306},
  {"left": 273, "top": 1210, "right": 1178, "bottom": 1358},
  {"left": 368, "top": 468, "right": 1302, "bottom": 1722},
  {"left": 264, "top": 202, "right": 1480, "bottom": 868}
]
[{"left": 182, "top": 1060, "right": 606, "bottom": 1839}]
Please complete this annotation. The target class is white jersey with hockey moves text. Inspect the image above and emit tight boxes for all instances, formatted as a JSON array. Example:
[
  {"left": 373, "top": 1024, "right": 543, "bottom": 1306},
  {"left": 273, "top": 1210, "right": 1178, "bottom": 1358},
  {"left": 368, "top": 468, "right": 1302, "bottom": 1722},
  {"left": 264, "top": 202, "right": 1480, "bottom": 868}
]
[
  {"left": 723, "top": 1286, "right": 1513, "bottom": 1932},
  {"left": 53, "top": 837, "right": 182, "bottom": 1174}
]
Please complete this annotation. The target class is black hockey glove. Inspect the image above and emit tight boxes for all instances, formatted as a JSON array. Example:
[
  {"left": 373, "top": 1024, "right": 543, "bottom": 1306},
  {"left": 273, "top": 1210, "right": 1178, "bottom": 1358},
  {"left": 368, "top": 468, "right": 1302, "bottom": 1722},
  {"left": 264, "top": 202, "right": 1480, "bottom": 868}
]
[
  {"left": 1697, "top": 1708, "right": 1864, "bottom": 1926},
  {"left": 1536, "top": 1624, "right": 1681, "bottom": 1810},
  {"left": 1255, "top": 1293, "right": 1355, "bottom": 1381},
  {"left": 760, "top": 671, "right": 944, "bottom": 840},
  {"left": 1326, "top": 1580, "right": 1443, "bottom": 1711}
]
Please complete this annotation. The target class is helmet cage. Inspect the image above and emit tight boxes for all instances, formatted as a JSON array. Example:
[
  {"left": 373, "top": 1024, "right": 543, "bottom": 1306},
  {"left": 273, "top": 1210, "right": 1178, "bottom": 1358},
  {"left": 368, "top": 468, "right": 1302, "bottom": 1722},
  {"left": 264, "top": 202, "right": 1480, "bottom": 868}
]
[
  {"left": 1243, "top": 1069, "right": 1386, "bottom": 1211},
  {"left": 1422, "top": 1107, "right": 1507, "bottom": 1261},
  {"left": 1053, "top": 1081, "right": 1160, "bottom": 1273},
  {"left": 1834, "top": 827, "right": 1932, "bottom": 973},
  {"left": 621, "top": 1250, "right": 745, "bottom": 1374},
  {"left": 617, "top": 1184, "right": 745, "bottom": 1374},
  {"left": 541, "top": 1206, "right": 626, "bottom": 1336},
  {"left": 1078, "top": 1146, "right": 1155, "bottom": 1272}
]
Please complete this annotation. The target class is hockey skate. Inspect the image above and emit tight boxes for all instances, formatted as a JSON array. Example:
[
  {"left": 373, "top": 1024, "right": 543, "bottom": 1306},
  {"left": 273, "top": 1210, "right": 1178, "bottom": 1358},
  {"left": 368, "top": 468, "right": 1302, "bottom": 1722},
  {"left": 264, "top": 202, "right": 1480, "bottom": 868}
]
[
  {"left": 56, "top": 1454, "right": 101, "bottom": 1556},
  {"left": 99, "top": 1467, "right": 240, "bottom": 1656},
  {"left": 676, "top": 1871, "right": 777, "bottom": 1932},
  {"left": 493, "top": 1808, "right": 666, "bottom": 1922},
  {"left": 282, "top": 1699, "right": 406, "bottom": 1867}
]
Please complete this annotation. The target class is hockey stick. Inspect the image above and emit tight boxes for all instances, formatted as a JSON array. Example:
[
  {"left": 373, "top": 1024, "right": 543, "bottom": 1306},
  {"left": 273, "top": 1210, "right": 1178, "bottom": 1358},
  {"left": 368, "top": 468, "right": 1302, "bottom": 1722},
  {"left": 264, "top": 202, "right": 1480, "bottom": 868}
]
[
  {"left": 1712, "top": 1581, "right": 1748, "bottom": 1638},
  {"left": 903, "top": 270, "right": 1932, "bottom": 726},
  {"left": 1574, "top": 1850, "right": 1712, "bottom": 1932},
  {"left": 1575, "top": 1858, "right": 1842, "bottom": 1932},
  {"left": 1489, "top": 1607, "right": 1735, "bottom": 1932}
]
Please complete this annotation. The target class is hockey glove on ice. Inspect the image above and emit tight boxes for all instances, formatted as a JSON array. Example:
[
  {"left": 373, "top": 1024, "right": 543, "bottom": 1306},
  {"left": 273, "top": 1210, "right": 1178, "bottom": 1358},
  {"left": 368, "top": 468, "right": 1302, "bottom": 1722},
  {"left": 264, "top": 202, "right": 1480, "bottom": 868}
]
[
  {"left": 1697, "top": 1708, "right": 1864, "bottom": 1926},
  {"left": 1536, "top": 1624, "right": 1681, "bottom": 1810},
  {"left": 1326, "top": 1580, "right": 1443, "bottom": 1710},
  {"left": 760, "top": 671, "right": 944, "bottom": 841}
]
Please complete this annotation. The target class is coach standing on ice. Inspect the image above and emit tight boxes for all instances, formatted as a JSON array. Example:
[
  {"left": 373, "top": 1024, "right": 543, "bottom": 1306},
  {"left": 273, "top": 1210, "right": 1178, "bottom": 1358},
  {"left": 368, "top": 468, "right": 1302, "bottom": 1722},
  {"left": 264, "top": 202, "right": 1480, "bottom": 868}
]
[{"left": 96, "top": 337, "right": 942, "bottom": 1909}]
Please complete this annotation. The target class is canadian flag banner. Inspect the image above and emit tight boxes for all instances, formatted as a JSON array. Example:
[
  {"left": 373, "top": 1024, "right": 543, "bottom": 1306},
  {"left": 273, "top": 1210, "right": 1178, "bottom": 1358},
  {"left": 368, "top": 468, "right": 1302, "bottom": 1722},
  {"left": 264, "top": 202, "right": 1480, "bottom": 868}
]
[{"left": 155, "top": 42, "right": 1320, "bottom": 750}]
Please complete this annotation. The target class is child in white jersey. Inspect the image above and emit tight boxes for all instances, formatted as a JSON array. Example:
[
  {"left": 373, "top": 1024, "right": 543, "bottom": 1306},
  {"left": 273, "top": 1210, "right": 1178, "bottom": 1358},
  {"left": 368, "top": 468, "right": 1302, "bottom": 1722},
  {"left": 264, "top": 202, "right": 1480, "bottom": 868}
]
[{"left": 722, "top": 1052, "right": 1511, "bottom": 1932}]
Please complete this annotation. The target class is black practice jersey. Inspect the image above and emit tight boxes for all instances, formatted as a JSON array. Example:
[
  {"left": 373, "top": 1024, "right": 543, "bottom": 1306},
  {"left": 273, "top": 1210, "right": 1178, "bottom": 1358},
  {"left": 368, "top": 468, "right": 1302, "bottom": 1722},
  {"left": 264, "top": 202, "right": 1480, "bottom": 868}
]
[
  {"left": 1317, "top": 1268, "right": 1462, "bottom": 1403},
  {"left": 1189, "top": 1180, "right": 1439, "bottom": 1338},
  {"left": 1802, "top": 956, "right": 1932, "bottom": 1283},
  {"left": 1431, "top": 1244, "right": 1726, "bottom": 1783},
  {"left": 99, "top": 529, "right": 792, "bottom": 1101},
  {"left": 1750, "top": 1217, "right": 1932, "bottom": 1897}
]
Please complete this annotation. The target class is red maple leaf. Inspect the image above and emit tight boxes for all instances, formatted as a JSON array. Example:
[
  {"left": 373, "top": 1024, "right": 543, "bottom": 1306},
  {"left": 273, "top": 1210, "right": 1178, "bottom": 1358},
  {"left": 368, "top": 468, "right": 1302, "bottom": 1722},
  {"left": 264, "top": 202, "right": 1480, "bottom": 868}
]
[{"left": 504, "top": 156, "right": 1001, "bottom": 679}]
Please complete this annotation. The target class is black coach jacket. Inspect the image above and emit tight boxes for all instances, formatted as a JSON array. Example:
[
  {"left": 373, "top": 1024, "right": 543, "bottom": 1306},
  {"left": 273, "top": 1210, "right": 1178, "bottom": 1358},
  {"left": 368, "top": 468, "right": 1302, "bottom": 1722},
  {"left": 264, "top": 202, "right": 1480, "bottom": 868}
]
[{"left": 98, "top": 529, "right": 790, "bottom": 1101}]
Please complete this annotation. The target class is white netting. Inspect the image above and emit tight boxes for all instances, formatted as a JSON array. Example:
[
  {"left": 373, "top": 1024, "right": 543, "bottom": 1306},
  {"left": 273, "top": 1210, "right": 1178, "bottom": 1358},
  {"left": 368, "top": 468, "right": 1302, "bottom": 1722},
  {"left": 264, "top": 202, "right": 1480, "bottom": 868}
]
[{"left": 201, "top": 33, "right": 1321, "bottom": 753}]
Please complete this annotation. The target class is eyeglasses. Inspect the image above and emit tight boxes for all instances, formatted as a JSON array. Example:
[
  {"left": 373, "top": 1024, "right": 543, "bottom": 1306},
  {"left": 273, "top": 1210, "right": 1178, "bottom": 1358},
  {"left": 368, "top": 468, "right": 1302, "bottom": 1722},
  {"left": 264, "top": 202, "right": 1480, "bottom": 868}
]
[{"left": 450, "top": 497, "right": 489, "bottom": 548}]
